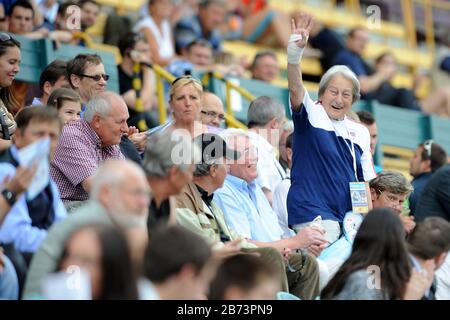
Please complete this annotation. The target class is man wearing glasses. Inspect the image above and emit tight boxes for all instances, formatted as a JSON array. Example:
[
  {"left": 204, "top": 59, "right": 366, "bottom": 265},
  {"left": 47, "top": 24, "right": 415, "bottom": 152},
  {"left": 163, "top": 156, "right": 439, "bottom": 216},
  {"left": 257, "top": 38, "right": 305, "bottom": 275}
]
[
  {"left": 67, "top": 54, "right": 108, "bottom": 107},
  {"left": 409, "top": 140, "right": 447, "bottom": 216},
  {"left": 200, "top": 92, "right": 225, "bottom": 130},
  {"left": 369, "top": 171, "right": 416, "bottom": 234}
]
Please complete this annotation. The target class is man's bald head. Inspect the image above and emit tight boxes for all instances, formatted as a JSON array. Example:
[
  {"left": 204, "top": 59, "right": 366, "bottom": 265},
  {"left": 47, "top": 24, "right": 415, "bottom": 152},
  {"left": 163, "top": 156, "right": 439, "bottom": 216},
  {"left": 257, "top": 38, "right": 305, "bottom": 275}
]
[{"left": 201, "top": 92, "right": 225, "bottom": 127}]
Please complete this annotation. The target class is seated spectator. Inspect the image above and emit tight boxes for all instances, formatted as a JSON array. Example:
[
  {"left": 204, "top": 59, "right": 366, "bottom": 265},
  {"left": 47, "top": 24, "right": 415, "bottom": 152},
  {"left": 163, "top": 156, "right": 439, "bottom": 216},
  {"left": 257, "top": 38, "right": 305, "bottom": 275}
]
[
  {"left": 407, "top": 217, "right": 450, "bottom": 300},
  {"left": 7, "top": 0, "right": 71, "bottom": 41},
  {"left": 133, "top": 0, "right": 176, "bottom": 67},
  {"left": 46, "top": 87, "right": 82, "bottom": 125},
  {"left": 31, "top": 59, "right": 68, "bottom": 106},
  {"left": 0, "top": 33, "right": 20, "bottom": 150},
  {"left": 287, "top": 15, "right": 376, "bottom": 243},
  {"left": 143, "top": 130, "right": 200, "bottom": 237},
  {"left": 167, "top": 39, "right": 244, "bottom": 78},
  {"left": 278, "top": 120, "right": 293, "bottom": 173},
  {"left": 409, "top": 140, "right": 447, "bottom": 216},
  {"left": 50, "top": 92, "right": 128, "bottom": 210},
  {"left": 54, "top": 224, "right": 138, "bottom": 300},
  {"left": 38, "top": 0, "right": 59, "bottom": 29},
  {"left": 78, "top": 0, "right": 100, "bottom": 33},
  {"left": 176, "top": 132, "right": 322, "bottom": 299},
  {"left": 0, "top": 107, "right": 66, "bottom": 255},
  {"left": 247, "top": 96, "right": 286, "bottom": 205},
  {"left": 148, "top": 75, "right": 206, "bottom": 137},
  {"left": 356, "top": 110, "right": 381, "bottom": 173},
  {"left": 66, "top": 54, "right": 107, "bottom": 107},
  {"left": 415, "top": 163, "right": 450, "bottom": 222},
  {"left": 214, "top": 129, "right": 327, "bottom": 299},
  {"left": 308, "top": 23, "right": 344, "bottom": 72},
  {"left": 273, "top": 132, "right": 295, "bottom": 239},
  {"left": 140, "top": 225, "right": 213, "bottom": 300},
  {"left": 0, "top": 248, "right": 19, "bottom": 299},
  {"left": 221, "top": 0, "right": 302, "bottom": 49},
  {"left": 208, "top": 253, "right": 280, "bottom": 300},
  {"left": 431, "top": 31, "right": 450, "bottom": 91},
  {"left": 67, "top": 53, "right": 147, "bottom": 163},
  {"left": 0, "top": 4, "right": 8, "bottom": 32},
  {"left": 321, "top": 208, "right": 432, "bottom": 300},
  {"left": 174, "top": 0, "right": 225, "bottom": 54},
  {"left": 370, "top": 171, "right": 415, "bottom": 234},
  {"left": 117, "top": 32, "right": 156, "bottom": 130},
  {"left": 0, "top": 106, "right": 66, "bottom": 294},
  {"left": 333, "top": 29, "right": 450, "bottom": 116},
  {"left": 200, "top": 92, "right": 225, "bottom": 129},
  {"left": 23, "top": 159, "right": 150, "bottom": 298},
  {"left": 250, "top": 51, "right": 279, "bottom": 83}
]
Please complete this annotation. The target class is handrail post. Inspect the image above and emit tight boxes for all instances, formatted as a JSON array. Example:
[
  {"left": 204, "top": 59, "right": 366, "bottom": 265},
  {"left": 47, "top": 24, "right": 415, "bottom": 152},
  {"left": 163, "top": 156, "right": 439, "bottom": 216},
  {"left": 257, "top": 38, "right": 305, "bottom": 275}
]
[{"left": 155, "top": 72, "right": 167, "bottom": 125}]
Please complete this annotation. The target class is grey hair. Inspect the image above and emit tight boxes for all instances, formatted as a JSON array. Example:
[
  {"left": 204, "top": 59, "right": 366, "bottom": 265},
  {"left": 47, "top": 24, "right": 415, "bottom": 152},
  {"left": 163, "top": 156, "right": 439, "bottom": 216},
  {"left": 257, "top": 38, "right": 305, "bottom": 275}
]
[
  {"left": 90, "top": 160, "right": 146, "bottom": 200},
  {"left": 318, "top": 65, "right": 361, "bottom": 103},
  {"left": 369, "top": 171, "right": 413, "bottom": 196},
  {"left": 143, "top": 130, "right": 201, "bottom": 177},
  {"left": 83, "top": 94, "right": 113, "bottom": 123},
  {"left": 247, "top": 96, "right": 285, "bottom": 128}
]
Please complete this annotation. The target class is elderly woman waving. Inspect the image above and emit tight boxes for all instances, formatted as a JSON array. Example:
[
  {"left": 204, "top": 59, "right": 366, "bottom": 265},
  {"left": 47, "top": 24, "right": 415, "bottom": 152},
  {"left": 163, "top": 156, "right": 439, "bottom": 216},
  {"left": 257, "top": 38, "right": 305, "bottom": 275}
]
[{"left": 286, "top": 13, "right": 376, "bottom": 246}]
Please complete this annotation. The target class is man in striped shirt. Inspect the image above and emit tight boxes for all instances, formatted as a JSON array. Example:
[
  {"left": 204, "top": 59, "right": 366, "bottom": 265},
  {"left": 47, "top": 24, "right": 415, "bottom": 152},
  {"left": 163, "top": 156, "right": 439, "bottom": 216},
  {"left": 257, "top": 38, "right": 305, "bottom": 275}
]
[{"left": 50, "top": 91, "right": 128, "bottom": 211}]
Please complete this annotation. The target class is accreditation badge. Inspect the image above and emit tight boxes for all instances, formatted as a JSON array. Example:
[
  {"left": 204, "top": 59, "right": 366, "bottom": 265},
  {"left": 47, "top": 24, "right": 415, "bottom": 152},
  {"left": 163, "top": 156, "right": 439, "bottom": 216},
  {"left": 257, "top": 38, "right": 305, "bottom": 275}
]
[{"left": 349, "top": 182, "right": 370, "bottom": 214}]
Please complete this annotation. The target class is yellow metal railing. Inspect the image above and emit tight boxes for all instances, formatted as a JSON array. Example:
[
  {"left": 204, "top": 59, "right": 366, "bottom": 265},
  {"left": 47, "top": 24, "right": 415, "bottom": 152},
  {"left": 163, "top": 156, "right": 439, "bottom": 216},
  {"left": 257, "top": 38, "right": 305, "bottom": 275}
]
[
  {"left": 205, "top": 72, "right": 253, "bottom": 130},
  {"left": 148, "top": 64, "right": 176, "bottom": 125}
]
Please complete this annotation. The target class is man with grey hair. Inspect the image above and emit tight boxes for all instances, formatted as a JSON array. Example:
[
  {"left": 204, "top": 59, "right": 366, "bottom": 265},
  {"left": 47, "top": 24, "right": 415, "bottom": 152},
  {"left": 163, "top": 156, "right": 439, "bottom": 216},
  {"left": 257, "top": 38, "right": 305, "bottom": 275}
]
[
  {"left": 247, "top": 96, "right": 287, "bottom": 205},
  {"left": 143, "top": 130, "right": 201, "bottom": 237},
  {"left": 51, "top": 91, "right": 128, "bottom": 211},
  {"left": 369, "top": 171, "right": 415, "bottom": 233},
  {"left": 286, "top": 13, "right": 376, "bottom": 244},
  {"left": 176, "top": 133, "right": 321, "bottom": 299},
  {"left": 23, "top": 159, "right": 151, "bottom": 298}
]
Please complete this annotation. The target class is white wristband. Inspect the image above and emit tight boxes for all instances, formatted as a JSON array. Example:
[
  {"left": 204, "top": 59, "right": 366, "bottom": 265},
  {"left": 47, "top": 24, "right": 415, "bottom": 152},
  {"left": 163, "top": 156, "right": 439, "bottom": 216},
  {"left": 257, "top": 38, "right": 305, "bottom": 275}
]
[{"left": 287, "top": 34, "right": 306, "bottom": 64}]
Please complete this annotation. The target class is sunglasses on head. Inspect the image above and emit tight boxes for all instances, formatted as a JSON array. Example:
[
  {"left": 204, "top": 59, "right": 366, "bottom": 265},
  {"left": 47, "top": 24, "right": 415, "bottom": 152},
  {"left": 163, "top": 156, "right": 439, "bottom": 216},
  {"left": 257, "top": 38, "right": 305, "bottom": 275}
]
[
  {"left": 77, "top": 73, "right": 110, "bottom": 81},
  {"left": 423, "top": 140, "right": 433, "bottom": 158},
  {"left": 0, "top": 33, "right": 14, "bottom": 42},
  {"left": 171, "top": 75, "right": 202, "bottom": 86}
]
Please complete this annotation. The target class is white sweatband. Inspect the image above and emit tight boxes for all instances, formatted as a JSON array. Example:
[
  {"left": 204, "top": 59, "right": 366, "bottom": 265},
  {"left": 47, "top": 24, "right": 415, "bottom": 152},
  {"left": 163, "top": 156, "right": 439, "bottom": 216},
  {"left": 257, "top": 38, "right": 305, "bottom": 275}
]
[{"left": 287, "top": 34, "right": 306, "bottom": 64}]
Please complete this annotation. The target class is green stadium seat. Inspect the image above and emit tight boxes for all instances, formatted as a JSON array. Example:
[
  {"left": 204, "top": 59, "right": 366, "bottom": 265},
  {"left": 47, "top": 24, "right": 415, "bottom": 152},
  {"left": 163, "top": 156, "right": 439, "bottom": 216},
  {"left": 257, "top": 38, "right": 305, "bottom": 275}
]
[
  {"left": 429, "top": 115, "right": 450, "bottom": 154},
  {"left": 13, "top": 36, "right": 119, "bottom": 93}
]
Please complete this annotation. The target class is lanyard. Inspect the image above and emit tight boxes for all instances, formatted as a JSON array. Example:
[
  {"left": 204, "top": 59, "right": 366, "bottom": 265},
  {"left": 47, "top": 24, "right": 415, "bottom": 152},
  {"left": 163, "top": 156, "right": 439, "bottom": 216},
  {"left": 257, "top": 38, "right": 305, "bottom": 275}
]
[{"left": 332, "top": 119, "right": 358, "bottom": 181}]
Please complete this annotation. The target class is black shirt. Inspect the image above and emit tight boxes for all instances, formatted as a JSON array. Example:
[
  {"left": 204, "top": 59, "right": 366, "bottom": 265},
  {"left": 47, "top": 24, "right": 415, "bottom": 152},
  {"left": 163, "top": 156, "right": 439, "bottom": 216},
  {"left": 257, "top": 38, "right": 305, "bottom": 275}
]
[
  {"left": 147, "top": 198, "right": 171, "bottom": 237},
  {"left": 415, "top": 164, "right": 450, "bottom": 222}
]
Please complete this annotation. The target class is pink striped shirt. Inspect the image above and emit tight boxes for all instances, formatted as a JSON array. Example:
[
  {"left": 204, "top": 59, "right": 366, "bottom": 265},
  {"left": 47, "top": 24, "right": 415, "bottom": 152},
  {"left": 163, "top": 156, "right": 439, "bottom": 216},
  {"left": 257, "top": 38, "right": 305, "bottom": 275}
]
[{"left": 51, "top": 119, "right": 124, "bottom": 202}]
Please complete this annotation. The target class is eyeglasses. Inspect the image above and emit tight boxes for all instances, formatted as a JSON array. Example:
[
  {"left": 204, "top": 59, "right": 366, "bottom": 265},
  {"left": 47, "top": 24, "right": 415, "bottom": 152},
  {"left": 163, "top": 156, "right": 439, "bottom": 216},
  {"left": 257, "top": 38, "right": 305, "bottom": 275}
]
[
  {"left": 77, "top": 73, "right": 110, "bottom": 81},
  {"left": 423, "top": 140, "right": 433, "bottom": 158},
  {"left": 0, "top": 33, "right": 13, "bottom": 42},
  {"left": 171, "top": 75, "right": 202, "bottom": 86},
  {"left": 201, "top": 110, "right": 225, "bottom": 122}
]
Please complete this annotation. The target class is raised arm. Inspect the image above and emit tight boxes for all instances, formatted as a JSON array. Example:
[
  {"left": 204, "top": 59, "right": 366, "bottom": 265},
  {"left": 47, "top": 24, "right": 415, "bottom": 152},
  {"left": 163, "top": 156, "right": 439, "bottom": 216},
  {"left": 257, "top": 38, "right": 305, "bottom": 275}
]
[{"left": 287, "top": 13, "right": 315, "bottom": 112}]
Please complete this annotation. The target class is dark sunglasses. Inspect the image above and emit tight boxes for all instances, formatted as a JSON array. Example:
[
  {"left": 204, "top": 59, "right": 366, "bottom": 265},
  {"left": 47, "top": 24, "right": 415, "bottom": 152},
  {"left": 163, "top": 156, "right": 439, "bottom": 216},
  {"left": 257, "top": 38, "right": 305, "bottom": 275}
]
[{"left": 77, "top": 73, "right": 110, "bottom": 81}]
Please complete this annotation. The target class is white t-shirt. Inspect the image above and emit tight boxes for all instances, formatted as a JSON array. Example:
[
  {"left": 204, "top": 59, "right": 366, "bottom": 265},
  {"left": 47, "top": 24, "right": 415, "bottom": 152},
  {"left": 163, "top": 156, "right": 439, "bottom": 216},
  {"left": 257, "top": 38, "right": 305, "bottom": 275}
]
[
  {"left": 248, "top": 130, "right": 286, "bottom": 194},
  {"left": 134, "top": 16, "right": 174, "bottom": 60}
]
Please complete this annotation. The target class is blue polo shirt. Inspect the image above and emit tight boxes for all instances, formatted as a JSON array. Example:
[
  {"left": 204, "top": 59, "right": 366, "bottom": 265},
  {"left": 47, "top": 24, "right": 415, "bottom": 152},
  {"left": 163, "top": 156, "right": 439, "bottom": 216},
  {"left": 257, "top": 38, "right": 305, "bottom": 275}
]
[{"left": 214, "top": 175, "right": 283, "bottom": 243}]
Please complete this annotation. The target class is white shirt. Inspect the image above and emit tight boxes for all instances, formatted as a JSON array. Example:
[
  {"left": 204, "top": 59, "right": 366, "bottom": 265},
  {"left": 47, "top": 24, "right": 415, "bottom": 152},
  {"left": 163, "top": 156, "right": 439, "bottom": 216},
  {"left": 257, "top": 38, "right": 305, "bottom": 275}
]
[
  {"left": 248, "top": 130, "right": 286, "bottom": 194},
  {"left": 133, "top": 16, "right": 174, "bottom": 60},
  {"left": 137, "top": 278, "right": 161, "bottom": 300},
  {"left": 272, "top": 169, "right": 296, "bottom": 239}
]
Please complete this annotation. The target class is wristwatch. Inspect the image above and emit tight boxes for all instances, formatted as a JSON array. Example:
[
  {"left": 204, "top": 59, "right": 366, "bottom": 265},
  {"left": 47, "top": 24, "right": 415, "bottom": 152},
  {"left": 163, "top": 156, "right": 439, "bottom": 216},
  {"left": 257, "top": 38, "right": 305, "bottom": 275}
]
[{"left": 1, "top": 189, "right": 17, "bottom": 207}]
